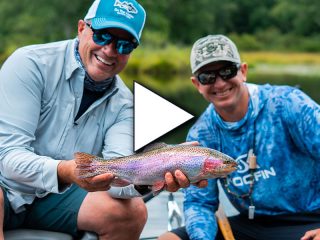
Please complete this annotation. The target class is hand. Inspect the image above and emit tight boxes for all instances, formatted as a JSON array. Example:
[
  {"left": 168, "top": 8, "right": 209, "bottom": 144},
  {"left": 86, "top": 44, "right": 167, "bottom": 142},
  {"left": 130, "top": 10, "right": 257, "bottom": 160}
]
[
  {"left": 76, "top": 172, "right": 115, "bottom": 192},
  {"left": 192, "top": 179, "right": 208, "bottom": 188},
  {"left": 164, "top": 170, "right": 208, "bottom": 192},
  {"left": 164, "top": 141, "right": 208, "bottom": 192},
  {"left": 164, "top": 170, "right": 189, "bottom": 192},
  {"left": 301, "top": 229, "right": 320, "bottom": 240},
  {"left": 58, "top": 160, "right": 115, "bottom": 192}
]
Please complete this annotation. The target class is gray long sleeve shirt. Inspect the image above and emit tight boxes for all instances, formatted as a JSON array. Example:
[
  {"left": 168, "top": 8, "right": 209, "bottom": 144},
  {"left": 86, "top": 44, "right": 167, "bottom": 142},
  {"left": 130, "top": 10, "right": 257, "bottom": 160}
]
[{"left": 0, "top": 39, "right": 141, "bottom": 213}]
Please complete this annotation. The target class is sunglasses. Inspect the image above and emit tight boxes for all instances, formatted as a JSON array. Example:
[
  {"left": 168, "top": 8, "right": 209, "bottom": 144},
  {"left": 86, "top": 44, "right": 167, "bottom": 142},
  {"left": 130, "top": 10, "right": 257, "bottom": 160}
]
[
  {"left": 197, "top": 64, "right": 241, "bottom": 85},
  {"left": 85, "top": 22, "right": 138, "bottom": 55}
]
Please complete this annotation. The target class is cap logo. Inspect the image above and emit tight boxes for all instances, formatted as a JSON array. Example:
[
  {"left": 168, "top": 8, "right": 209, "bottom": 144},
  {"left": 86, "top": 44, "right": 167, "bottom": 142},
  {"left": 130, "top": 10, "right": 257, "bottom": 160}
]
[
  {"left": 191, "top": 35, "right": 240, "bottom": 73},
  {"left": 114, "top": 0, "right": 138, "bottom": 19},
  {"left": 195, "top": 39, "right": 234, "bottom": 63}
]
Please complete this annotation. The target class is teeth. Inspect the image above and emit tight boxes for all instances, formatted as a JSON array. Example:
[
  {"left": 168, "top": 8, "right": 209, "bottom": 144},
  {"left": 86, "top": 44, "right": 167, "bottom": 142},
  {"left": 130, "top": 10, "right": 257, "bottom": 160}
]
[
  {"left": 96, "top": 55, "right": 112, "bottom": 65},
  {"left": 214, "top": 88, "right": 231, "bottom": 96}
]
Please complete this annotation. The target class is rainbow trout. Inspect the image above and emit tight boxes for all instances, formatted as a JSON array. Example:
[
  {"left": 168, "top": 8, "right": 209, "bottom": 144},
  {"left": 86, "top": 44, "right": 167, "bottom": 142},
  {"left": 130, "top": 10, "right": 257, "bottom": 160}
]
[{"left": 75, "top": 143, "right": 237, "bottom": 192}]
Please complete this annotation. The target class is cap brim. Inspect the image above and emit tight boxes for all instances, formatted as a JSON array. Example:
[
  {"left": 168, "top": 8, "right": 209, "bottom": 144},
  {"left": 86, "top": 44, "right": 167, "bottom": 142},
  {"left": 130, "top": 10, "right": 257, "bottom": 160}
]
[{"left": 92, "top": 18, "right": 140, "bottom": 44}]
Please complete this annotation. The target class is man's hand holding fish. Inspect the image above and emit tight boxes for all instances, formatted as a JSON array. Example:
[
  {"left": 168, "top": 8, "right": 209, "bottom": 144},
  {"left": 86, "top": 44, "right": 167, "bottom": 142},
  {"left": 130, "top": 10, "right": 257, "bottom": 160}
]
[
  {"left": 164, "top": 169, "right": 208, "bottom": 192},
  {"left": 163, "top": 141, "right": 209, "bottom": 192},
  {"left": 58, "top": 159, "right": 115, "bottom": 192}
]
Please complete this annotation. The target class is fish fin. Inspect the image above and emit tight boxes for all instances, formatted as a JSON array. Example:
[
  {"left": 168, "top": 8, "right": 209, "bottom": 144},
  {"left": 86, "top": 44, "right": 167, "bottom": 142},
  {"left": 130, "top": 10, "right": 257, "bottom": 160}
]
[
  {"left": 142, "top": 142, "right": 168, "bottom": 152},
  {"left": 74, "top": 152, "right": 106, "bottom": 178},
  {"left": 111, "top": 177, "right": 132, "bottom": 187},
  {"left": 74, "top": 152, "right": 103, "bottom": 164}
]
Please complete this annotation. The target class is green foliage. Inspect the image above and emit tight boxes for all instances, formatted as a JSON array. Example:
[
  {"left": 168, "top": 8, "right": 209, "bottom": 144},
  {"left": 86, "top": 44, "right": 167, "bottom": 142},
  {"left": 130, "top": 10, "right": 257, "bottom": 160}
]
[
  {"left": 141, "top": 31, "right": 169, "bottom": 48},
  {"left": 124, "top": 45, "right": 320, "bottom": 82},
  {"left": 271, "top": 0, "right": 320, "bottom": 36},
  {"left": 0, "top": 0, "right": 90, "bottom": 54},
  {"left": 144, "top": 59, "right": 177, "bottom": 79},
  {"left": 229, "top": 34, "right": 263, "bottom": 51},
  {"left": 127, "top": 45, "right": 190, "bottom": 77},
  {"left": 0, "top": 0, "right": 319, "bottom": 59}
]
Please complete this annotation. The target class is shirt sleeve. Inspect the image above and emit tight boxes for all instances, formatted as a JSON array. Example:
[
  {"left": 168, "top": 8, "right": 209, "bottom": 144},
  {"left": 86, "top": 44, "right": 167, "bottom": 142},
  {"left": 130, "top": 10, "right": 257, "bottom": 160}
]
[
  {"left": 184, "top": 181, "right": 219, "bottom": 240},
  {"left": 102, "top": 90, "right": 134, "bottom": 159},
  {"left": 0, "top": 48, "right": 63, "bottom": 194},
  {"left": 184, "top": 117, "right": 220, "bottom": 239},
  {"left": 284, "top": 88, "right": 320, "bottom": 159}
]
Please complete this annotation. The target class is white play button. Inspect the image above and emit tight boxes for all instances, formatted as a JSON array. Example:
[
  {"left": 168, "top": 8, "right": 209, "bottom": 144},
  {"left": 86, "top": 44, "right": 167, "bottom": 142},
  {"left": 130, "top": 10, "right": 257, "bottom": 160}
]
[{"left": 134, "top": 82, "right": 194, "bottom": 151}]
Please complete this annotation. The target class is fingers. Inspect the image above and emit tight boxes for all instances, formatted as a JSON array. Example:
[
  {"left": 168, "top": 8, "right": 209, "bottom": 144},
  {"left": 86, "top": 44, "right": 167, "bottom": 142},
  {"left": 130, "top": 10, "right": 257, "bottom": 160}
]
[
  {"left": 174, "top": 170, "right": 190, "bottom": 188},
  {"left": 165, "top": 172, "right": 179, "bottom": 192},
  {"left": 79, "top": 173, "right": 115, "bottom": 192},
  {"left": 91, "top": 173, "right": 114, "bottom": 184},
  {"left": 192, "top": 179, "right": 208, "bottom": 188},
  {"left": 164, "top": 170, "right": 190, "bottom": 192},
  {"left": 61, "top": 159, "right": 114, "bottom": 192},
  {"left": 164, "top": 170, "right": 209, "bottom": 192},
  {"left": 301, "top": 229, "right": 320, "bottom": 240}
]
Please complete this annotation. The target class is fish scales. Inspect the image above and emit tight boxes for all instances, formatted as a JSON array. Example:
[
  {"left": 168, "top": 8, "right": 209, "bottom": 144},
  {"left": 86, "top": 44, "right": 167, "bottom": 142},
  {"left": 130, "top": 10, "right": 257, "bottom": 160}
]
[{"left": 75, "top": 144, "right": 237, "bottom": 189}]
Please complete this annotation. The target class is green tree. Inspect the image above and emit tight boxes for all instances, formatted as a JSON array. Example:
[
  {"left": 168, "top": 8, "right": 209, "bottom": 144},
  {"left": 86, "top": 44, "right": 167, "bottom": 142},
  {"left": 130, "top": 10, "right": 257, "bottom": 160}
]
[{"left": 271, "top": 0, "right": 320, "bottom": 36}]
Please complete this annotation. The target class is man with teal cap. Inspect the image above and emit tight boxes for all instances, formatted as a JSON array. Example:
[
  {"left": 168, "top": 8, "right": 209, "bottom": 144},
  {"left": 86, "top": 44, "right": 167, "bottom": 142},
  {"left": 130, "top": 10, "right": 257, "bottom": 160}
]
[{"left": 0, "top": 0, "right": 198, "bottom": 239}]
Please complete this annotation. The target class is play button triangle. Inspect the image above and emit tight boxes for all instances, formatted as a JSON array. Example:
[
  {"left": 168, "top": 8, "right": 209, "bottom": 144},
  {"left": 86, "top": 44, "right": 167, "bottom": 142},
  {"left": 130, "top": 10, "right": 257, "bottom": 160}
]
[{"left": 134, "top": 82, "right": 194, "bottom": 151}]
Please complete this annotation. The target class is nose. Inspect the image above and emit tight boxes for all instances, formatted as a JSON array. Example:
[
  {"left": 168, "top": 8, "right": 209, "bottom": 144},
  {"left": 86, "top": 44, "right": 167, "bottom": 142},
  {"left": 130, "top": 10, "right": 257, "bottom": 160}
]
[
  {"left": 102, "top": 41, "right": 118, "bottom": 56},
  {"left": 213, "top": 75, "right": 226, "bottom": 86}
]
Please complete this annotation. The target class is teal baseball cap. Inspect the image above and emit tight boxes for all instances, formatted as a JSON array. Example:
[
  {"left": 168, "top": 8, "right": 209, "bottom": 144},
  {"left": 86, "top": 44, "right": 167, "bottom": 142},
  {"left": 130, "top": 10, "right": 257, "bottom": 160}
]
[{"left": 84, "top": 0, "right": 146, "bottom": 44}]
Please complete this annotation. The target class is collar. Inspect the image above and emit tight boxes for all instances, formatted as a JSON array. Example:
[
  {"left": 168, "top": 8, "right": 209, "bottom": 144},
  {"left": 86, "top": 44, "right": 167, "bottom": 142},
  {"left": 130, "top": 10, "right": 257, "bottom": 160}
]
[
  {"left": 64, "top": 38, "right": 81, "bottom": 81},
  {"left": 74, "top": 38, "right": 114, "bottom": 92}
]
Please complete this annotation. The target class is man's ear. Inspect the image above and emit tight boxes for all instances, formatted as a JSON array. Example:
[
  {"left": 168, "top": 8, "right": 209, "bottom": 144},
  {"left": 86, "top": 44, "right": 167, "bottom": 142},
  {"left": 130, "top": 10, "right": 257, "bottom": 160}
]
[
  {"left": 240, "top": 63, "right": 248, "bottom": 82},
  {"left": 191, "top": 76, "right": 203, "bottom": 94},
  {"left": 191, "top": 76, "right": 200, "bottom": 88},
  {"left": 78, "top": 20, "right": 86, "bottom": 36}
]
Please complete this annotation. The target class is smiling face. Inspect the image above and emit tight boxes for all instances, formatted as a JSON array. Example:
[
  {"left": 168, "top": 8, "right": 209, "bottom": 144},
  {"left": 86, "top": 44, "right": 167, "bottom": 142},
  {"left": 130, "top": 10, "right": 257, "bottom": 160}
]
[
  {"left": 77, "top": 20, "right": 132, "bottom": 82},
  {"left": 191, "top": 61, "right": 249, "bottom": 121}
]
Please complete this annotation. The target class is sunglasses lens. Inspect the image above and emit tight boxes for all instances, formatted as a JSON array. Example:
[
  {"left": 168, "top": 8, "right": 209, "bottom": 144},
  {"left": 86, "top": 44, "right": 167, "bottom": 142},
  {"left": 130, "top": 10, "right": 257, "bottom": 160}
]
[
  {"left": 92, "top": 31, "right": 136, "bottom": 54},
  {"left": 197, "top": 64, "right": 240, "bottom": 85},
  {"left": 197, "top": 73, "right": 216, "bottom": 85},
  {"left": 93, "top": 32, "right": 113, "bottom": 46},
  {"left": 219, "top": 65, "right": 239, "bottom": 80},
  {"left": 116, "top": 40, "right": 136, "bottom": 54}
]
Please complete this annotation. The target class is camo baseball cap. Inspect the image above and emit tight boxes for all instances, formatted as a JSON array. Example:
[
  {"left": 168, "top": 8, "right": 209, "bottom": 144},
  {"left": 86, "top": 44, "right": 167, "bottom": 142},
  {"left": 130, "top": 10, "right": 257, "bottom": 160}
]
[
  {"left": 84, "top": 0, "right": 146, "bottom": 44},
  {"left": 190, "top": 35, "right": 241, "bottom": 74}
]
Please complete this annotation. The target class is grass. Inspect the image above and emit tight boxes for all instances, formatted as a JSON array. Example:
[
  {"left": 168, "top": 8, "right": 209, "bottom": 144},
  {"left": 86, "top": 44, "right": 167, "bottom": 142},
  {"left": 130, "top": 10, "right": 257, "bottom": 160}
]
[
  {"left": 124, "top": 46, "right": 320, "bottom": 76},
  {"left": 242, "top": 52, "right": 320, "bottom": 65}
]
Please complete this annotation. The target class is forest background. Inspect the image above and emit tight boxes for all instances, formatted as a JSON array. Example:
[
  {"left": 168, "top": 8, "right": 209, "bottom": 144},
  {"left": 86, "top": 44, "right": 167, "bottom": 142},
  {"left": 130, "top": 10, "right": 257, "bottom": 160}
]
[{"left": 0, "top": 0, "right": 319, "bottom": 142}]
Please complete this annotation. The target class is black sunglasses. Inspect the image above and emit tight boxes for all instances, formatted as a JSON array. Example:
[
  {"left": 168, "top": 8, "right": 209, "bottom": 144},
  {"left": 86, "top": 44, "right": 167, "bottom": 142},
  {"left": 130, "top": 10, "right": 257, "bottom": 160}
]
[
  {"left": 197, "top": 64, "right": 241, "bottom": 85},
  {"left": 85, "top": 22, "right": 138, "bottom": 55}
]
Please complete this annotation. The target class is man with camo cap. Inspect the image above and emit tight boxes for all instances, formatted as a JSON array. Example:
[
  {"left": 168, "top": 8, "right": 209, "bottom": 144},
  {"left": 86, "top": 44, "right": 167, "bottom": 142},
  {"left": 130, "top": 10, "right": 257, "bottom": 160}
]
[{"left": 159, "top": 34, "right": 320, "bottom": 240}]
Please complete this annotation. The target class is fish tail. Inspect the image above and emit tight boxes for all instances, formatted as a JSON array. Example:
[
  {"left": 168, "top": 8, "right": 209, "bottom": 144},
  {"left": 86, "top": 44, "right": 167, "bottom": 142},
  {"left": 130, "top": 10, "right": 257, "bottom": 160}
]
[{"left": 74, "top": 152, "right": 106, "bottom": 178}]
